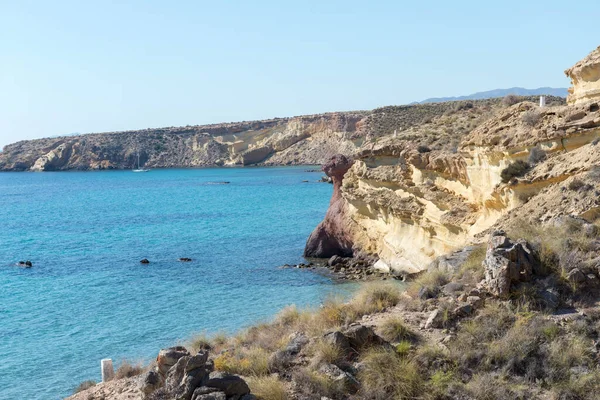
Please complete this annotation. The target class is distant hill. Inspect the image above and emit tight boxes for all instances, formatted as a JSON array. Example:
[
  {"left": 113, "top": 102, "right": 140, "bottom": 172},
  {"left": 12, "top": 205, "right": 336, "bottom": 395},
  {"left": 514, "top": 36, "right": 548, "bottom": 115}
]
[{"left": 416, "top": 87, "right": 568, "bottom": 104}]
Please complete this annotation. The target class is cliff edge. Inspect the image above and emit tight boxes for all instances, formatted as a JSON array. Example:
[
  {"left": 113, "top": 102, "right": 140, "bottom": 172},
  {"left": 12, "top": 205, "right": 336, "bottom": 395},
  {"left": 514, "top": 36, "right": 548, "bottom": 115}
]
[{"left": 306, "top": 45, "right": 600, "bottom": 275}]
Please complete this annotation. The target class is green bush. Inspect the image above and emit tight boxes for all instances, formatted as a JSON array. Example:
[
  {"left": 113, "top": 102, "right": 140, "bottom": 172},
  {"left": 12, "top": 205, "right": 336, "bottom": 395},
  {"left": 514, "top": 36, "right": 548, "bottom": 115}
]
[{"left": 500, "top": 160, "right": 530, "bottom": 183}]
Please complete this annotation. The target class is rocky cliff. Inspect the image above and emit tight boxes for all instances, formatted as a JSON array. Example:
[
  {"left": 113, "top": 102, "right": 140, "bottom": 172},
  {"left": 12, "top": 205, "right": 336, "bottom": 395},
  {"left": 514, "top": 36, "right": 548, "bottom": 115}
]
[
  {"left": 0, "top": 95, "right": 564, "bottom": 172},
  {"left": 0, "top": 113, "right": 369, "bottom": 171},
  {"left": 307, "top": 46, "right": 600, "bottom": 276}
]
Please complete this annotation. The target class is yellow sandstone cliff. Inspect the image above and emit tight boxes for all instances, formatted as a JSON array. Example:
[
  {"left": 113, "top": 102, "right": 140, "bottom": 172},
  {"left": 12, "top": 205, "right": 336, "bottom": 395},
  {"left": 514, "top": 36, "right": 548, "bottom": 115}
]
[{"left": 310, "top": 46, "right": 600, "bottom": 275}]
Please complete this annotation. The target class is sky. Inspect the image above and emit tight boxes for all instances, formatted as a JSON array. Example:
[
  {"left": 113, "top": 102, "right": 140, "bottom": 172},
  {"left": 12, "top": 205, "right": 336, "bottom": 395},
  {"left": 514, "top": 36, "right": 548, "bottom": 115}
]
[{"left": 1, "top": 0, "right": 598, "bottom": 148}]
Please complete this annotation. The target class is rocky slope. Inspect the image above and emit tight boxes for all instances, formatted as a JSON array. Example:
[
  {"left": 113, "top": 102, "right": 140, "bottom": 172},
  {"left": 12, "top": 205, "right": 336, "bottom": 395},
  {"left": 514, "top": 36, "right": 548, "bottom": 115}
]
[{"left": 306, "top": 45, "right": 600, "bottom": 276}]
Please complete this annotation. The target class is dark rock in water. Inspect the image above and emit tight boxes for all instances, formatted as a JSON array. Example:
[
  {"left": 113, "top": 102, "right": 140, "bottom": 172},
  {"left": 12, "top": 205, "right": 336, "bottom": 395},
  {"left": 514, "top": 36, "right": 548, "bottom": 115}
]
[
  {"left": 179, "top": 258, "right": 193, "bottom": 262},
  {"left": 140, "top": 258, "right": 150, "bottom": 264},
  {"left": 18, "top": 260, "right": 33, "bottom": 267},
  {"left": 302, "top": 180, "right": 309, "bottom": 182},
  {"left": 304, "top": 154, "right": 355, "bottom": 258}
]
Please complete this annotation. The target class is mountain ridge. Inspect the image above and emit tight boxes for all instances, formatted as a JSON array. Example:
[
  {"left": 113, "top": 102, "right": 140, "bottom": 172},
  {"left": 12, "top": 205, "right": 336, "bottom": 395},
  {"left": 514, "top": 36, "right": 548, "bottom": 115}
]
[{"left": 416, "top": 86, "right": 568, "bottom": 104}]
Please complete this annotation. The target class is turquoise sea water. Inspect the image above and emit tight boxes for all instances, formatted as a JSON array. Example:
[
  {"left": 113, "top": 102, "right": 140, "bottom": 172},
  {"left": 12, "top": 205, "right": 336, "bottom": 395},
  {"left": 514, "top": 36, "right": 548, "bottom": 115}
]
[{"left": 0, "top": 167, "right": 350, "bottom": 400}]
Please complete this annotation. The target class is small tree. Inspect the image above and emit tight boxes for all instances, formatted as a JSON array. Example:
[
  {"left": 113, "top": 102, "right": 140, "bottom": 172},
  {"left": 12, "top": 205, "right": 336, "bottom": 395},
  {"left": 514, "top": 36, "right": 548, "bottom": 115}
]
[
  {"left": 502, "top": 94, "right": 520, "bottom": 107},
  {"left": 501, "top": 160, "right": 530, "bottom": 183}
]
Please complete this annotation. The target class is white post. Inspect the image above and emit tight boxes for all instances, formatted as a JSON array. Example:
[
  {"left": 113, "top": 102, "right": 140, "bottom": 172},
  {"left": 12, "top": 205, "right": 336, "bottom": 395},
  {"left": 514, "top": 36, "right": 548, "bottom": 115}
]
[
  {"left": 539, "top": 95, "right": 546, "bottom": 107},
  {"left": 101, "top": 359, "right": 114, "bottom": 382}
]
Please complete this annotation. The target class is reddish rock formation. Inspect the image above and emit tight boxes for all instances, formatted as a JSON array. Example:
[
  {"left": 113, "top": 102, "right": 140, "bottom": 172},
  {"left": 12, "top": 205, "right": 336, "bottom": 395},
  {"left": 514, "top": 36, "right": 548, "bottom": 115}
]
[{"left": 304, "top": 154, "right": 355, "bottom": 258}]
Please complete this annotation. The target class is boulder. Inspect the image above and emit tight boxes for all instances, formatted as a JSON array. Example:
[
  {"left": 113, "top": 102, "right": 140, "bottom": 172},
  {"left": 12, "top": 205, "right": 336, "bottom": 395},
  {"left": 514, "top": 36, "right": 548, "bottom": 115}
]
[
  {"left": 191, "top": 389, "right": 227, "bottom": 400},
  {"left": 467, "top": 296, "right": 484, "bottom": 309},
  {"left": 453, "top": 303, "right": 473, "bottom": 317},
  {"left": 179, "top": 258, "right": 193, "bottom": 262},
  {"left": 425, "top": 309, "right": 445, "bottom": 329},
  {"left": 441, "top": 282, "right": 464, "bottom": 296},
  {"left": 140, "top": 259, "right": 150, "bottom": 264},
  {"left": 483, "top": 231, "right": 539, "bottom": 298},
  {"left": 342, "top": 324, "right": 386, "bottom": 349},
  {"left": 428, "top": 246, "right": 476, "bottom": 273},
  {"left": 164, "top": 351, "right": 212, "bottom": 400},
  {"left": 268, "top": 333, "right": 309, "bottom": 371},
  {"left": 318, "top": 363, "right": 360, "bottom": 393},
  {"left": 204, "top": 372, "right": 250, "bottom": 397},
  {"left": 140, "top": 369, "right": 163, "bottom": 397},
  {"left": 157, "top": 346, "right": 190, "bottom": 375},
  {"left": 323, "top": 331, "right": 351, "bottom": 351}
]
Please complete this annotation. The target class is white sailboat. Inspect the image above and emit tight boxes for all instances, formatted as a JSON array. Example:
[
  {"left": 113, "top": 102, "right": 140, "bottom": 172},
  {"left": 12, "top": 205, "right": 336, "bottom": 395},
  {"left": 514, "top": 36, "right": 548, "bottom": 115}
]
[{"left": 133, "top": 153, "right": 149, "bottom": 172}]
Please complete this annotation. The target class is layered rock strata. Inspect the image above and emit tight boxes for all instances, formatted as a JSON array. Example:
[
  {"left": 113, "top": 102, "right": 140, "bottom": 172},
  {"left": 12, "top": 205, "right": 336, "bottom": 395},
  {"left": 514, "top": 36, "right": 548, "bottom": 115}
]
[{"left": 306, "top": 46, "right": 600, "bottom": 275}]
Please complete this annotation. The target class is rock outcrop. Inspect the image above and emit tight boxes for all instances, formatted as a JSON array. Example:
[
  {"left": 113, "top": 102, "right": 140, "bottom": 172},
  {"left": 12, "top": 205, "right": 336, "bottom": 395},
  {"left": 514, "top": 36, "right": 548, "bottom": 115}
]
[
  {"left": 565, "top": 46, "right": 600, "bottom": 105},
  {"left": 304, "top": 154, "right": 355, "bottom": 258},
  {"left": 305, "top": 45, "right": 600, "bottom": 275},
  {"left": 483, "top": 231, "right": 539, "bottom": 298}
]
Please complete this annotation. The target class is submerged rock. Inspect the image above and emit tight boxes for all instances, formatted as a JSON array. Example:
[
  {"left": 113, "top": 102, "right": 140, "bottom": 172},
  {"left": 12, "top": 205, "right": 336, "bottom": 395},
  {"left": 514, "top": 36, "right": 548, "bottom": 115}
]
[
  {"left": 140, "top": 259, "right": 150, "bottom": 264},
  {"left": 178, "top": 258, "right": 193, "bottom": 262}
]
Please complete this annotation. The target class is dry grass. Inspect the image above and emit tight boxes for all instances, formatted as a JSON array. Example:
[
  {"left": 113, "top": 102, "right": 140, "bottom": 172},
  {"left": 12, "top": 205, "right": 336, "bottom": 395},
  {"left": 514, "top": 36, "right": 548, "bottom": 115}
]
[
  {"left": 457, "top": 245, "right": 486, "bottom": 282},
  {"left": 292, "top": 368, "right": 346, "bottom": 400},
  {"left": 406, "top": 269, "right": 450, "bottom": 299},
  {"left": 247, "top": 375, "right": 289, "bottom": 400},
  {"left": 213, "top": 346, "right": 270, "bottom": 376},
  {"left": 358, "top": 347, "right": 422, "bottom": 400},
  {"left": 73, "top": 380, "right": 96, "bottom": 394},
  {"left": 310, "top": 338, "right": 343, "bottom": 365},
  {"left": 114, "top": 360, "right": 145, "bottom": 379},
  {"left": 378, "top": 316, "right": 417, "bottom": 343}
]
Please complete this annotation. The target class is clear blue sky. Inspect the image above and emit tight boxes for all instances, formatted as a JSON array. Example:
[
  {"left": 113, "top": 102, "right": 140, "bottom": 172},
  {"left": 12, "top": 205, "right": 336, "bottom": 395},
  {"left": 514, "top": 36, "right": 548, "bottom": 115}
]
[{"left": 1, "top": 0, "right": 598, "bottom": 148}]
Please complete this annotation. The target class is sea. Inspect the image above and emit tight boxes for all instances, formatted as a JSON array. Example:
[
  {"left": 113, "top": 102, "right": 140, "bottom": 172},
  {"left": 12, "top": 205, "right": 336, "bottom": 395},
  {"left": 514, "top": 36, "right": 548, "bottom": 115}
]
[{"left": 0, "top": 167, "right": 355, "bottom": 400}]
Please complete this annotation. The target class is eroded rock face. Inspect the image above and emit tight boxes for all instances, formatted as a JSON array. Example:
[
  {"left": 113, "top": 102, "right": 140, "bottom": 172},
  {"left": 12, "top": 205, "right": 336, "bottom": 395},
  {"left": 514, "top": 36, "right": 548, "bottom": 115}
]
[
  {"left": 304, "top": 154, "right": 355, "bottom": 258},
  {"left": 483, "top": 231, "right": 539, "bottom": 298},
  {"left": 565, "top": 46, "right": 600, "bottom": 105}
]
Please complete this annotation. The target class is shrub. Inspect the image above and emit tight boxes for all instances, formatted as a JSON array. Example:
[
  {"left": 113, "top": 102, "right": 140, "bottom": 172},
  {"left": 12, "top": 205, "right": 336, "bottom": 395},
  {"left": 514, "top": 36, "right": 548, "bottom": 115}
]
[
  {"left": 464, "top": 373, "right": 523, "bottom": 400},
  {"left": 114, "top": 360, "right": 144, "bottom": 379},
  {"left": 457, "top": 245, "right": 486, "bottom": 282},
  {"left": 417, "top": 145, "right": 431, "bottom": 153},
  {"left": 357, "top": 348, "right": 422, "bottom": 399},
  {"left": 568, "top": 178, "right": 585, "bottom": 191},
  {"left": 528, "top": 146, "right": 546, "bottom": 164},
  {"left": 73, "top": 380, "right": 96, "bottom": 394},
  {"left": 500, "top": 160, "right": 530, "bottom": 183},
  {"left": 548, "top": 336, "right": 593, "bottom": 381},
  {"left": 247, "top": 375, "right": 288, "bottom": 400},
  {"left": 214, "top": 346, "right": 270, "bottom": 376},
  {"left": 188, "top": 333, "right": 213, "bottom": 353},
  {"left": 587, "top": 165, "right": 600, "bottom": 181},
  {"left": 349, "top": 282, "right": 402, "bottom": 317},
  {"left": 522, "top": 110, "right": 541, "bottom": 126},
  {"left": 292, "top": 368, "right": 346, "bottom": 399},
  {"left": 502, "top": 94, "right": 521, "bottom": 107},
  {"left": 395, "top": 341, "right": 412, "bottom": 357},
  {"left": 310, "top": 338, "right": 342, "bottom": 365},
  {"left": 378, "top": 317, "right": 417, "bottom": 343}
]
